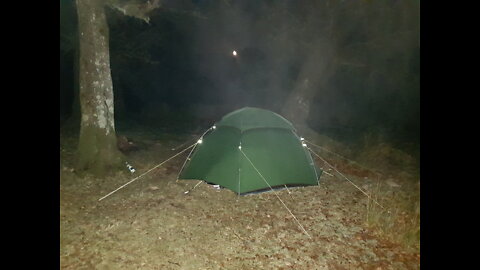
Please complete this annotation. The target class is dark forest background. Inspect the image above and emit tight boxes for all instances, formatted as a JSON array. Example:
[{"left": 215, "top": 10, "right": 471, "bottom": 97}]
[{"left": 60, "top": 0, "right": 419, "bottom": 157}]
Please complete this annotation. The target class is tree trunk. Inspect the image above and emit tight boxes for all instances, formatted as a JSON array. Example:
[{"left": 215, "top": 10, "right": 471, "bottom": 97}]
[
  {"left": 75, "top": 0, "right": 123, "bottom": 176},
  {"left": 281, "top": 41, "right": 352, "bottom": 156},
  {"left": 71, "top": 36, "right": 81, "bottom": 123},
  {"left": 282, "top": 41, "right": 335, "bottom": 134}
]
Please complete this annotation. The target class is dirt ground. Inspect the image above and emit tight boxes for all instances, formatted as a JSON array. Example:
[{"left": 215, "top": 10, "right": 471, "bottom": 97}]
[{"left": 60, "top": 128, "right": 420, "bottom": 270}]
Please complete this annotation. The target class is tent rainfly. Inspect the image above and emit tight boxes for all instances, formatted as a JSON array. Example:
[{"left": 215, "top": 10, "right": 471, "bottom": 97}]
[{"left": 178, "top": 107, "right": 322, "bottom": 194}]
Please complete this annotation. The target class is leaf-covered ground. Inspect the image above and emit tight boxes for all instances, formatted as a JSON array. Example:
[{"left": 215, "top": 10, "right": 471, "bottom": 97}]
[{"left": 60, "top": 129, "right": 419, "bottom": 270}]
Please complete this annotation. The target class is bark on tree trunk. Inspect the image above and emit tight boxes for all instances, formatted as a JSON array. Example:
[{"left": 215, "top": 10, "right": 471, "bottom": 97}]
[
  {"left": 111, "top": 73, "right": 127, "bottom": 120},
  {"left": 76, "top": 0, "right": 123, "bottom": 176},
  {"left": 281, "top": 42, "right": 335, "bottom": 134},
  {"left": 71, "top": 38, "right": 81, "bottom": 123},
  {"left": 281, "top": 41, "right": 351, "bottom": 156}
]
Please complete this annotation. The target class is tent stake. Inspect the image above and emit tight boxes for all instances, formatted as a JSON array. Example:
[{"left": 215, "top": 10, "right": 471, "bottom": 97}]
[{"left": 183, "top": 180, "right": 203, "bottom": 194}]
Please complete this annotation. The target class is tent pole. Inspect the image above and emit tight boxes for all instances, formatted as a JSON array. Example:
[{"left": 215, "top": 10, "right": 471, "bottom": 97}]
[{"left": 176, "top": 125, "right": 217, "bottom": 182}]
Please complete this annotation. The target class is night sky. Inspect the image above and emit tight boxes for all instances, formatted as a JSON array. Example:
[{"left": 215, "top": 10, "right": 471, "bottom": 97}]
[{"left": 60, "top": 0, "right": 419, "bottom": 154}]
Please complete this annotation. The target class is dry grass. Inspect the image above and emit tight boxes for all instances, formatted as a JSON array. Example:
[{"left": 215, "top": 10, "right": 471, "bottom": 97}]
[
  {"left": 365, "top": 179, "right": 420, "bottom": 251},
  {"left": 354, "top": 133, "right": 420, "bottom": 252},
  {"left": 311, "top": 132, "right": 420, "bottom": 252}
]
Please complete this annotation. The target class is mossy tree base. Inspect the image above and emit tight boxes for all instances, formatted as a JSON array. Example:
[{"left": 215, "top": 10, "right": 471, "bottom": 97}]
[
  {"left": 75, "top": 0, "right": 123, "bottom": 176},
  {"left": 76, "top": 125, "right": 124, "bottom": 176}
]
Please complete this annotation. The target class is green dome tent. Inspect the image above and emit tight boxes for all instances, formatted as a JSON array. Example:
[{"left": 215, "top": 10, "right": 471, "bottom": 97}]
[{"left": 179, "top": 107, "right": 321, "bottom": 194}]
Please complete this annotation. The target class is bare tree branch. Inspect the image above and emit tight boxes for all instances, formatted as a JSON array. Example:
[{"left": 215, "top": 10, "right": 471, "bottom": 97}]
[{"left": 107, "top": 0, "right": 161, "bottom": 23}]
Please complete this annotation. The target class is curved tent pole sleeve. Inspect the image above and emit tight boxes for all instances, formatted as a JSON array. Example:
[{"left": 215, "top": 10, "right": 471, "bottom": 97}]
[
  {"left": 293, "top": 131, "right": 321, "bottom": 185},
  {"left": 176, "top": 125, "right": 217, "bottom": 182}
]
